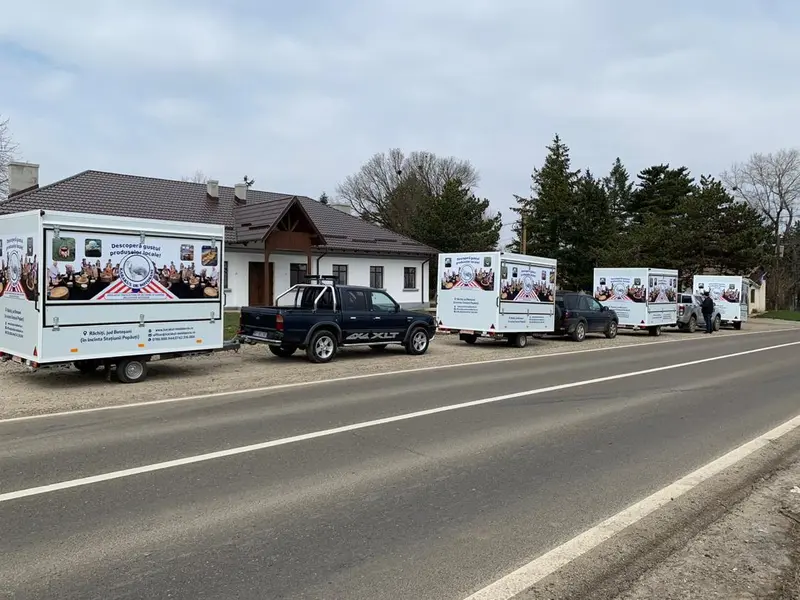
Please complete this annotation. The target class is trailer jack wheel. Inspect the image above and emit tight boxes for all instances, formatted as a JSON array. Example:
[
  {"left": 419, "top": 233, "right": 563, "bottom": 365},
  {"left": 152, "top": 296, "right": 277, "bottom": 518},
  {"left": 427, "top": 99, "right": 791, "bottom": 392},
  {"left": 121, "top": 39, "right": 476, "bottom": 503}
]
[{"left": 116, "top": 358, "right": 149, "bottom": 384}]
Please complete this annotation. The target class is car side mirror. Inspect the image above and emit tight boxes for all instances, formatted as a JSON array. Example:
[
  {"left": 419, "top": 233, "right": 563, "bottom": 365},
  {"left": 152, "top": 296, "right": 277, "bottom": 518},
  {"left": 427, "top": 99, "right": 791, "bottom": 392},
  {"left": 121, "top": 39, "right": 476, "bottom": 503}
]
[{"left": 394, "top": 304, "right": 400, "bottom": 313}]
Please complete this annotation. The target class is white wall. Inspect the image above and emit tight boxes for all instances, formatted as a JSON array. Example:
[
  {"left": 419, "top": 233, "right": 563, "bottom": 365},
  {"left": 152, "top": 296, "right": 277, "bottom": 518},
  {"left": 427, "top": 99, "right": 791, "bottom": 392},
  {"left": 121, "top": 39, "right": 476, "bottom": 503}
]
[
  {"left": 222, "top": 246, "right": 430, "bottom": 309},
  {"left": 750, "top": 281, "right": 767, "bottom": 313}
]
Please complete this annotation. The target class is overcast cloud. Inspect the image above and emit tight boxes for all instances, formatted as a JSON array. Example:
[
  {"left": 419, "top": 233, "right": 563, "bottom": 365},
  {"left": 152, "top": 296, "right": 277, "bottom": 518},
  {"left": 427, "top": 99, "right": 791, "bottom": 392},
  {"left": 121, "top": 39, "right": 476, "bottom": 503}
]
[{"left": 1, "top": 0, "right": 799, "bottom": 244}]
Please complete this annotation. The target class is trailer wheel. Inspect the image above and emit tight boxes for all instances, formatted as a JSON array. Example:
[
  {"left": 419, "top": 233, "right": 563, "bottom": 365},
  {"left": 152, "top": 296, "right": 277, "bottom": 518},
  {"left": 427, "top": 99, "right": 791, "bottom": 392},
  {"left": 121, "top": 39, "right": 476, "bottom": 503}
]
[
  {"left": 405, "top": 327, "right": 430, "bottom": 356},
  {"left": 648, "top": 326, "right": 662, "bottom": 337},
  {"left": 733, "top": 321, "right": 742, "bottom": 330},
  {"left": 571, "top": 321, "right": 587, "bottom": 342},
  {"left": 268, "top": 345, "right": 297, "bottom": 358},
  {"left": 116, "top": 358, "right": 149, "bottom": 384},
  {"left": 714, "top": 316, "right": 722, "bottom": 331},
  {"left": 460, "top": 333, "right": 478, "bottom": 344},
  {"left": 74, "top": 360, "right": 101, "bottom": 374},
  {"left": 508, "top": 333, "right": 528, "bottom": 348},
  {"left": 307, "top": 330, "right": 338, "bottom": 363}
]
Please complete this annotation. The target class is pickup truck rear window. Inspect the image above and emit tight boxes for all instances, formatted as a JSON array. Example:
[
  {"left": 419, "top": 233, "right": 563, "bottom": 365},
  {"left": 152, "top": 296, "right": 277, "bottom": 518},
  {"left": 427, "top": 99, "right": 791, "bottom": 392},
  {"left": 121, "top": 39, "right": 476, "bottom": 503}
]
[
  {"left": 680, "top": 295, "right": 694, "bottom": 304},
  {"left": 299, "top": 287, "right": 334, "bottom": 310}
]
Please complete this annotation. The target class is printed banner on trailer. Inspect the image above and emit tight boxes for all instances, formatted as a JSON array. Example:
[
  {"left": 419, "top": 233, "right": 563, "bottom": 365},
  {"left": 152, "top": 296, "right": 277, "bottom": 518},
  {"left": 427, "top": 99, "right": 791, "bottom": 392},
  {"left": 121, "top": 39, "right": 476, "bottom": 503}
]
[
  {"left": 500, "top": 262, "right": 555, "bottom": 303},
  {"left": 44, "top": 230, "right": 222, "bottom": 302},
  {"left": 440, "top": 254, "right": 495, "bottom": 291}
]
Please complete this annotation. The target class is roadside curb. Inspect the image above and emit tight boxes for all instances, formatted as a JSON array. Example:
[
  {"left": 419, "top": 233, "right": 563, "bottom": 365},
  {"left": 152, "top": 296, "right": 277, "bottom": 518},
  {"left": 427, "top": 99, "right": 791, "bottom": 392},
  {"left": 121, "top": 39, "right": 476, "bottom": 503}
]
[{"left": 512, "top": 426, "right": 800, "bottom": 600}]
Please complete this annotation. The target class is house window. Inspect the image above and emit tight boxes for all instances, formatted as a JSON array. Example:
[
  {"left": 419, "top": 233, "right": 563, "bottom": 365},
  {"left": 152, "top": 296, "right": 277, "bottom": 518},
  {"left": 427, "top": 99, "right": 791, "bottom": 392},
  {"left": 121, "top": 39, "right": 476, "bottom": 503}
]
[
  {"left": 223, "top": 261, "right": 229, "bottom": 289},
  {"left": 750, "top": 288, "right": 756, "bottom": 304},
  {"left": 290, "top": 263, "right": 307, "bottom": 286},
  {"left": 332, "top": 264, "right": 348, "bottom": 285},
  {"left": 369, "top": 265, "right": 384, "bottom": 289},
  {"left": 403, "top": 266, "right": 417, "bottom": 290}
]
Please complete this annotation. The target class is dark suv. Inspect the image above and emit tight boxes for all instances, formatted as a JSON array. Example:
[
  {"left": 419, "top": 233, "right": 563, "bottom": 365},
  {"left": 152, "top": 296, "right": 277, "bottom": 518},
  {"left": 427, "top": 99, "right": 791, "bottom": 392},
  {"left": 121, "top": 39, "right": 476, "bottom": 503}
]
[{"left": 555, "top": 291, "right": 618, "bottom": 342}]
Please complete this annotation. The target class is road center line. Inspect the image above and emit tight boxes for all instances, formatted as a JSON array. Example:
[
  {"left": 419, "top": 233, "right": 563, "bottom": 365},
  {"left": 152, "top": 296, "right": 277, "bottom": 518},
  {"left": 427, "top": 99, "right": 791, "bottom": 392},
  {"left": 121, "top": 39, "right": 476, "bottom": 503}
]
[
  {"left": 1, "top": 326, "right": 796, "bottom": 425},
  {"left": 1, "top": 339, "right": 798, "bottom": 504},
  {"left": 462, "top": 412, "right": 800, "bottom": 600}
]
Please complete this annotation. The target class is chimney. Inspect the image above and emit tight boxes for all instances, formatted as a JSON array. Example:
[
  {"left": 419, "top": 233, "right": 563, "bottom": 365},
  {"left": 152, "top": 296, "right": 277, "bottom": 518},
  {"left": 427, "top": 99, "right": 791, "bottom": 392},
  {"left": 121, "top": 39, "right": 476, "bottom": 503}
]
[
  {"left": 206, "top": 179, "right": 219, "bottom": 200},
  {"left": 329, "top": 202, "right": 352, "bottom": 216},
  {"left": 8, "top": 162, "right": 40, "bottom": 197},
  {"left": 234, "top": 182, "right": 247, "bottom": 203}
]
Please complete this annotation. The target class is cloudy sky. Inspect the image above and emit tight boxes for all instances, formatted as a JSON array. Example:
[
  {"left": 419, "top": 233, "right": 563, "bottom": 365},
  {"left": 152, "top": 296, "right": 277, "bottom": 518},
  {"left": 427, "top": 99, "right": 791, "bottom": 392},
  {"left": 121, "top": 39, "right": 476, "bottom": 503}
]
[{"left": 1, "top": 0, "right": 799, "bottom": 244}]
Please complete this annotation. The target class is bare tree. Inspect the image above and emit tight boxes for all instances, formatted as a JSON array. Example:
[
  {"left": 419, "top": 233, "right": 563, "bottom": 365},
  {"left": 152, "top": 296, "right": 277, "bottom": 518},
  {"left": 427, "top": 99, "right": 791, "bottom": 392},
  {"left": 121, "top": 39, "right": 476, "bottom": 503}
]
[
  {"left": 336, "top": 148, "right": 480, "bottom": 224},
  {"left": 0, "top": 115, "right": 20, "bottom": 200},
  {"left": 181, "top": 170, "right": 211, "bottom": 184},
  {"left": 721, "top": 149, "right": 800, "bottom": 309}
]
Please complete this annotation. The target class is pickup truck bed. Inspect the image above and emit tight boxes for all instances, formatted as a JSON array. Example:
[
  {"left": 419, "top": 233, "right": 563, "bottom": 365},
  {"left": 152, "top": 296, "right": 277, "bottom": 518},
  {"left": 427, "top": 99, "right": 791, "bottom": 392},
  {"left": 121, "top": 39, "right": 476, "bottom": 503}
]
[{"left": 239, "top": 282, "right": 436, "bottom": 363}]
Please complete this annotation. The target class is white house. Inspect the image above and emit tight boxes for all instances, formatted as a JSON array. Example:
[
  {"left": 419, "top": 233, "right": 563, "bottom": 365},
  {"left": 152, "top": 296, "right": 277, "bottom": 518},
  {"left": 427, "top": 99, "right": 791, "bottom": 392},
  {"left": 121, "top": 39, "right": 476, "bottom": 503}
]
[{"left": 1, "top": 163, "right": 437, "bottom": 308}]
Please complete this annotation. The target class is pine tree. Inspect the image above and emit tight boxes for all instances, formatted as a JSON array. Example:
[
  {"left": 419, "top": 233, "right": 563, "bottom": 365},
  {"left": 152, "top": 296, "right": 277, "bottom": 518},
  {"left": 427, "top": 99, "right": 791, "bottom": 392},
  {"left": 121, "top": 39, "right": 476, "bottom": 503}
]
[
  {"left": 319, "top": 192, "right": 329, "bottom": 204},
  {"left": 603, "top": 158, "right": 634, "bottom": 228},
  {"left": 569, "top": 170, "right": 615, "bottom": 289},
  {"left": 511, "top": 134, "right": 581, "bottom": 284}
]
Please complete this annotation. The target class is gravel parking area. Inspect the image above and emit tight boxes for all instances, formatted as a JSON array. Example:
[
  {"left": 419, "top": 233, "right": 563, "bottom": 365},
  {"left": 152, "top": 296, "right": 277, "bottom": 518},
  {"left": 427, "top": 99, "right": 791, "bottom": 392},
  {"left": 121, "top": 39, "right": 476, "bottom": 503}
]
[{"left": 1, "top": 318, "right": 797, "bottom": 419}]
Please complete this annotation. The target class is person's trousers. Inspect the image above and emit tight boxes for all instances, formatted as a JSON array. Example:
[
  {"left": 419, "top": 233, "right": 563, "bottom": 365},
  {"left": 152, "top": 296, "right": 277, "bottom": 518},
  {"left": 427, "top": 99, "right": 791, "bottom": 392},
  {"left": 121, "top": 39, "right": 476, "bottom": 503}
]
[{"left": 703, "top": 313, "right": 713, "bottom": 333}]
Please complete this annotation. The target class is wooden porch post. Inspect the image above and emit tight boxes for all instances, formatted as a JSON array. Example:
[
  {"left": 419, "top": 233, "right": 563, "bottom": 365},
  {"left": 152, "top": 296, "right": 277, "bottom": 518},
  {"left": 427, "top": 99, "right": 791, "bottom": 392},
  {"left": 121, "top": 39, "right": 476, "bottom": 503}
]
[
  {"left": 263, "top": 239, "right": 271, "bottom": 305},
  {"left": 306, "top": 242, "right": 313, "bottom": 279}
]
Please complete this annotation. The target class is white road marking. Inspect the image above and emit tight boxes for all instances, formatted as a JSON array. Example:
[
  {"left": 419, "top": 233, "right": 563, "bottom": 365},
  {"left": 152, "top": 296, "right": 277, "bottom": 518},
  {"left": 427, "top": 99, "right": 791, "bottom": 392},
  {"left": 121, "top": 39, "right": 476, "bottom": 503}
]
[
  {"left": 463, "top": 412, "right": 800, "bottom": 600},
  {"left": 1, "top": 326, "right": 796, "bottom": 425},
  {"left": 1, "top": 339, "right": 798, "bottom": 504}
]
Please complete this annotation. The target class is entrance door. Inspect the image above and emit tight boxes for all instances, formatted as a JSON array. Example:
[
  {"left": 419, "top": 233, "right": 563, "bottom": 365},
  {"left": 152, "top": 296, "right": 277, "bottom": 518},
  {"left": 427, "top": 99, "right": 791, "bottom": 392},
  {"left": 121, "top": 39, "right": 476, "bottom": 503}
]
[{"left": 248, "top": 262, "right": 274, "bottom": 306}]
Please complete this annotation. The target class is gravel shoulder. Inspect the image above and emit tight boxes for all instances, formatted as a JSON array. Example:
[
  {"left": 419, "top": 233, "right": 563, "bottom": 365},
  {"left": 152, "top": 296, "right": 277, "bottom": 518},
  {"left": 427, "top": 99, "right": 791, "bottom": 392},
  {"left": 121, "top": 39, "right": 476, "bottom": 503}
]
[
  {"left": 1, "top": 318, "right": 797, "bottom": 419},
  {"left": 613, "top": 457, "right": 800, "bottom": 600}
]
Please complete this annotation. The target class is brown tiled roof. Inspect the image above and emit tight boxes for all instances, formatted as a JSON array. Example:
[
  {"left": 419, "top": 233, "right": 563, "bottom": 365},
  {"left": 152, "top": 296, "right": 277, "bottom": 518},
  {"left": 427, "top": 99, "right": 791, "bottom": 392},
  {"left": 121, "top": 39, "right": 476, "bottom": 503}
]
[{"left": 0, "top": 170, "right": 438, "bottom": 256}]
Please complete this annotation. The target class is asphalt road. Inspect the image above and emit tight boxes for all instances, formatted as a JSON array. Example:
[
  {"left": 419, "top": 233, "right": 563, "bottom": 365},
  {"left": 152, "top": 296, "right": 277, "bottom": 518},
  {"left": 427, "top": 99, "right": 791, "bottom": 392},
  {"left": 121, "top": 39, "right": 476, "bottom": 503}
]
[{"left": 1, "top": 329, "right": 800, "bottom": 599}]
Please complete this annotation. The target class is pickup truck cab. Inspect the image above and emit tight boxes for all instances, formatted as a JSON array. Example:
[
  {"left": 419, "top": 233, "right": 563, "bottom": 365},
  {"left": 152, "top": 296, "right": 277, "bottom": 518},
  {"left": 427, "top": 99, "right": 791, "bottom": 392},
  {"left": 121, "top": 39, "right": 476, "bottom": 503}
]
[
  {"left": 238, "top": 276, "right": 437, "bottom": 363},
  {"left": 673, "top": 293, "right": 721, "bottom": 333}
]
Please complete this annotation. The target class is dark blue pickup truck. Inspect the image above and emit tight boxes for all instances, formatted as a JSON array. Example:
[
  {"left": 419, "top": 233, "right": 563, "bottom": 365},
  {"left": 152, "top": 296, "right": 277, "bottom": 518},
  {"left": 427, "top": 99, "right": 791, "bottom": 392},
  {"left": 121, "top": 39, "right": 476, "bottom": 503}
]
[{"left": 238, "top": 277, "right": 436, "bottom": 363}]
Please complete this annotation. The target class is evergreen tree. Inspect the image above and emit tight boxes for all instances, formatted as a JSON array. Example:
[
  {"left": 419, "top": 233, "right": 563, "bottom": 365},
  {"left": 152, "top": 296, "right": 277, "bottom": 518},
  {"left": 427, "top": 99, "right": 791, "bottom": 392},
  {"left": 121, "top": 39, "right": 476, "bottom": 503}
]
[
  {"left": 629, "top": 165, "right": 694, "bottom": 223},
  {"left": 603, "top": 158, "right": 634, "bottom": 228},
  {"left": 511, "top": 134, "right": 581, "bottom": 285},
  {"left": 569, "top": 170, "right": 615, "bottom": 289},
  {"left": 319, "top": 191, "right": 329, "bottom": 204}
]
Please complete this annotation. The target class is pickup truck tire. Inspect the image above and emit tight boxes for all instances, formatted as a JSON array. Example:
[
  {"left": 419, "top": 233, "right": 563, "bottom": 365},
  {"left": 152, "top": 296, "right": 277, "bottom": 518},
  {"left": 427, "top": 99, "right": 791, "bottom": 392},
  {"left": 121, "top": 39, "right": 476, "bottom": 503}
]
[
  {"left": 369, "top": 344, "right": 388, "bottom": 351},
  {"left": 405, "top": 327, "right": 430, "bottom": 356},
  {"left": 733, "top": 321, "right": 742, "bottom": 330},
  {"left": 687, "top": 315, "right": 697, "bottom": 333},
  {"left": 605, "top": 321, "right": 618, "bottom": 339},
  {"left": 715, "top": 316, "right": 722, "bottom": 331},
  {"left": 74, "top": 359, "right": 101, "bottom": 374},
  {"left": 307, "top": 330, "right": 338, "bottom": 363},
  {"left": 269, "top": 345, "right": 297, "bottom": 358},
  {"left": 571, "top": 321, "right": 587, "bottom": 342},
  {"left": 116, "top": 358, "right": 148, "bottom": 384}
]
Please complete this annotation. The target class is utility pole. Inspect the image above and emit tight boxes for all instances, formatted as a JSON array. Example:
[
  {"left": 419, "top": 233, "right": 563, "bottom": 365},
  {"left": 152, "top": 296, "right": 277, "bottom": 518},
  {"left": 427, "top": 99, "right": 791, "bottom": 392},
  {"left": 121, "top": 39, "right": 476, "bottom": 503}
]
[{"left": 520, "top": 214, "right": 527, "bottom": 255}]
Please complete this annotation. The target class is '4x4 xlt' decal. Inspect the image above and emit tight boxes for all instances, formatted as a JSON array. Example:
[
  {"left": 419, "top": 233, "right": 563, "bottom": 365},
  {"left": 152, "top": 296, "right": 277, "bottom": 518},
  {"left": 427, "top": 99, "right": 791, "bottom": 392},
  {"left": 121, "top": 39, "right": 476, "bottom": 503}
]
[{"left": 346, "top": 332, "right": 400, "bottom": 341}]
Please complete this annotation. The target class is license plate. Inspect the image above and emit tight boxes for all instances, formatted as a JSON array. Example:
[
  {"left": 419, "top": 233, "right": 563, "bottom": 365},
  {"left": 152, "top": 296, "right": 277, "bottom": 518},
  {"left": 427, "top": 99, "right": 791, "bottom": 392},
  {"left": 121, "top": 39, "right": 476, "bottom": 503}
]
[
  {"left": 11, "top": 355, "right": 21, "bottom": 363},
  {"left": 460, "top": 329, "right": 474, "bottom": 335},
  {"left": 252, "top": 331, "right": 270, "bottom": 339}
]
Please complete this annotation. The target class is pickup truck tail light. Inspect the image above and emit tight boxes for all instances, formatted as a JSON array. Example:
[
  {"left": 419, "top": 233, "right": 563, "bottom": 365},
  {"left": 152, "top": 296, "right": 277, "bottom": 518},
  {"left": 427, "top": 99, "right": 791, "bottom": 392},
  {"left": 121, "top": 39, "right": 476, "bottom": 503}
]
[
  {"left": 276, "top": 314, "right": 284, "bottom": 332},
  {"left": 678, "top": 304, "right": 685, "bottom": 315},
  {"left": 563, "top": 311, "right": 572, "bottom": 319}
]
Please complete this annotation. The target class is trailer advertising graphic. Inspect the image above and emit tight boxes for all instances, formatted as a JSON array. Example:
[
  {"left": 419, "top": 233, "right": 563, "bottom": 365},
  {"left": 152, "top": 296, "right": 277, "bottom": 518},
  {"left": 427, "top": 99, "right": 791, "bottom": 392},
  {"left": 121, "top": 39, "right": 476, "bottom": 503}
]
[
  {"left": 500, "top": 262, "right": 555, "bottom": 303},
  {"left": 647, "top": 274, "right": 677, "bottom": 304},
  {"left": 695, "top": 280, "right": 741, "bottom": 303},
  {"left": 594, "top": 274, "right": 646, "bottom": 303},
  {"left": 440, "top": 254, "right": 495, "bottom": 292},
  {"left": 44, "top": 230, "right": 222, "bottom": 302},
  {"left": 0, "top": 235, "right": 40, "bottom": 303}
]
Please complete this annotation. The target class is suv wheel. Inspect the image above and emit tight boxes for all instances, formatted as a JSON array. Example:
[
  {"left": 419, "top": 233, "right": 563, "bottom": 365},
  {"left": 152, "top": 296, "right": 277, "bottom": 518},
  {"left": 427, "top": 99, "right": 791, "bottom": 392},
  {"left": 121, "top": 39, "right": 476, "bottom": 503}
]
[
  {"left": 307, "top": 330, "right": 337, "bottom": 363},
  {"left": 687, "top": 315, "right": 697, "bottom": 333},
  {"left": 605, "top": 321, "right": 618, "bottom": 339},
  {"left": 571, "top": 321, "right": 587, "bottom": 342}
]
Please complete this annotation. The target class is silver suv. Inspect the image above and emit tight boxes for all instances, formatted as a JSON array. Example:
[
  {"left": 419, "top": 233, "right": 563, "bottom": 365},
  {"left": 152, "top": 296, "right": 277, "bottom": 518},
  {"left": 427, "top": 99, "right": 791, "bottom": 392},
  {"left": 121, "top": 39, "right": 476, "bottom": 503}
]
[{"left": 674, "top": 293, "right": 721, "bottom": 333}]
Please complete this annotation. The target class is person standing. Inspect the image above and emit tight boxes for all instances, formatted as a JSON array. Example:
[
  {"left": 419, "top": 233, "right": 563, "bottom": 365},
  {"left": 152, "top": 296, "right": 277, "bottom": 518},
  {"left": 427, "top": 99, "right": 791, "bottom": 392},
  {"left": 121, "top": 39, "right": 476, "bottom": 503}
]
[{"left": 701, "top": 290, "right": 715, "bottom": 334}]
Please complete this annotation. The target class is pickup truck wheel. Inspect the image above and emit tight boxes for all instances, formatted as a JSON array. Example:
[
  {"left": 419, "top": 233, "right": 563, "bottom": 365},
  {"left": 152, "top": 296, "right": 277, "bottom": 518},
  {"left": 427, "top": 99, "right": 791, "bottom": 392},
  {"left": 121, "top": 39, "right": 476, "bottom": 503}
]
[
  {"left": 116, "top": 358, "right": 148, "bottom": 384},
  {"left": 733, "top": 321, "right": 742, "bottom": 330},
  {"left": 605, "top": 321, "right": 618, "bottom": 339},
  {"left": 405, "top": 328, "right": 430, "bottom": 355},
  {"left": 714, "top": 316, "right": 722, "bottom": 331},
  {"left": 369, "top": 344, "right": 388, "bottom": 351},
  {"left": 74, "top": 359, "right": 101, "bottom": 374},
  {"left": 571, "top": 321, "right": 587, "bottom": 342},
  {"left": 307, "top": 330, "right": 337, "bottom": 363},
  {"left": 268, "top": 345, "right": 297, "bottom": 358},
  {"left": 687, "top": 315, "right": 697, "bottom": 333}
]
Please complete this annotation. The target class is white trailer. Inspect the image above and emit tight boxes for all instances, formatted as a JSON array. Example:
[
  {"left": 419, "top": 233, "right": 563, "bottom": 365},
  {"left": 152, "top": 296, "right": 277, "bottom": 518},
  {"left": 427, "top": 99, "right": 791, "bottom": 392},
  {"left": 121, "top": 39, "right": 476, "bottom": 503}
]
[
  {"left": 436, "top": 251, "right": 557, "bottom": 347},
  {"left": 0, "top": 210, "right": 238, "bottom": 383},
  {"left": 692, "top": 275, "right": 749, "bottom": 329},
  {"left": 593, "top": 267, "right": 679, "bottom": 336}
]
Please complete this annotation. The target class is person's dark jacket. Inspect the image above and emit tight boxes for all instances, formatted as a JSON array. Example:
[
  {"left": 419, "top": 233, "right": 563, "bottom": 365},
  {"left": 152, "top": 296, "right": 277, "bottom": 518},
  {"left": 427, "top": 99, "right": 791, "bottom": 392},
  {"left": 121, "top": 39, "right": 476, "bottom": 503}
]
[{"left": 701, "top": 295, "right": 714, "bottom": 315}]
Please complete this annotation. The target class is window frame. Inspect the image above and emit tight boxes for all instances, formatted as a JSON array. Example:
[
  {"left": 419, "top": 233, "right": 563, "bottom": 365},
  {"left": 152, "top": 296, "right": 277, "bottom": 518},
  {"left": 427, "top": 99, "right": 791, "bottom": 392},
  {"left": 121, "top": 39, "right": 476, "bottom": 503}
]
[
  {"left": 332, "top": 264, "right": 348, "bottom": 285},
  {"left": 290, "top": 262, "right": 308, "bottom": 287},
  {"left": 369, "top": 265, "right": 384, "bottom": 289},
  {"left": 403, "top": 266, "right": 417, "bottom": 290}
]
